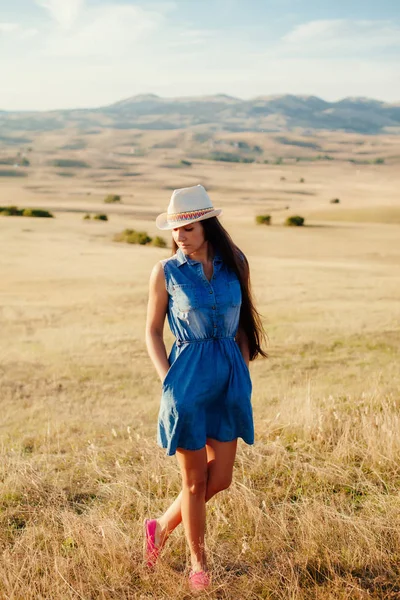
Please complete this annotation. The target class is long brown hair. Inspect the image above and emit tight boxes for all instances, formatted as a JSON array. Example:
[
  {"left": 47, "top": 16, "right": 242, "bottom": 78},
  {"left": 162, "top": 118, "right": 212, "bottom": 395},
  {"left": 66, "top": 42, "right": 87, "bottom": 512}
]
[{"left": 172, "top": 217, "right": 268, "bottom": 361}]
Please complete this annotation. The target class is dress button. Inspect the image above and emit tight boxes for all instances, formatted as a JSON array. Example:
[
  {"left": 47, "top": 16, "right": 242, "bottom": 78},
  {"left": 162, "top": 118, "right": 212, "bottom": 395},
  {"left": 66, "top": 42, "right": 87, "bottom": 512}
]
[
  {"left": 212, "top": 306, "right": 216, "bottom": 310},
  {"left": 209, "top": 290, "right": 213, "bottom": 294}
]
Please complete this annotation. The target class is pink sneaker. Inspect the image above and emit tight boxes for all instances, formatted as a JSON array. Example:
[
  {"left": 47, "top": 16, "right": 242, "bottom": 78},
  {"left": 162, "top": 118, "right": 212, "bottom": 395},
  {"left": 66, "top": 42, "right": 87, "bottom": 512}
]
[
  {"left": 143, "top": 519, "right": 159, "bottom": 568},
  {"left": 189, "top": 569, "right": 211, "bottom": 592}
]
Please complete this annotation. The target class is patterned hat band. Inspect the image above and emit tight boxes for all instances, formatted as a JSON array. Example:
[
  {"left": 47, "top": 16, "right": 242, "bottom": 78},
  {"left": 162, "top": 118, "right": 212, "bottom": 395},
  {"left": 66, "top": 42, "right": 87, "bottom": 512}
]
[{"left": 167, "top": 207, "right": 215, "bottom": 223}]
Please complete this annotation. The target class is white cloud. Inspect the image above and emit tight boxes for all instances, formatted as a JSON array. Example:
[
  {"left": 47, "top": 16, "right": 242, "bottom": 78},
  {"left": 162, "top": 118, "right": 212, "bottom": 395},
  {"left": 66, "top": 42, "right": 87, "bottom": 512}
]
[
  {"left": 0, "top": 22, "right": 19, "bottom": 33},
  {"left": 0, "top": 22, "right": 38, "bottom": 39},
  {"left": 281, "top": 19, "right": 400, "bottom": 54},
  {"left": 36, "top": 0, "right": 85, "bottom": 29},
  {"left": 39, "top": 3, "right": 168, "bottom": 58},
  {"left": 1, "top": 12, "right": 400, "bottom": 109}
]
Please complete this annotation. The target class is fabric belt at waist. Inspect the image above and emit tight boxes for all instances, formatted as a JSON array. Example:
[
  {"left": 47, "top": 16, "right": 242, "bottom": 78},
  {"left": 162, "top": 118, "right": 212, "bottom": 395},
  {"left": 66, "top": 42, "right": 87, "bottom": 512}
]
[{"left": 176, "top": 336, "right": 235, "bottom": 347}]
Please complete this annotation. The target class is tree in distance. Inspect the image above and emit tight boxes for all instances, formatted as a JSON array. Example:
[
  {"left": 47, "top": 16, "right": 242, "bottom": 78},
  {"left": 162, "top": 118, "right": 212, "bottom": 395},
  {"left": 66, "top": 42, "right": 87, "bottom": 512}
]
[
  {"left": 255, "top": 215, "right": 271, "bottom": 225},
  {"left": 330, "top": 198, "right": 340, "bottom": 204},
  {"left": 285, "top": 215, "right": 305, "bottom": 227},
  {"left": 104, "top": 194, "right": 121, "bottom": 203},
  {"left": 93, "top": 214, "right": 108, "bottom": 221}
]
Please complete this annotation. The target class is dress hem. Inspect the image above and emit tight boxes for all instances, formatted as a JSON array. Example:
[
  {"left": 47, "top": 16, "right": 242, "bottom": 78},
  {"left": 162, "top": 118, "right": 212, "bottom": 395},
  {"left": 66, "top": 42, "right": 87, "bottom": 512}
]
[{"left": 158, "top": 435, "right": 255, "bottom": 457}]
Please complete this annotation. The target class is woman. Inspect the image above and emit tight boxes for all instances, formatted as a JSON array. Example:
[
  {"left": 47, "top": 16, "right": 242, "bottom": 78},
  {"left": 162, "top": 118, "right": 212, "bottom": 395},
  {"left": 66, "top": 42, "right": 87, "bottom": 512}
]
[{"left": 145, "top": 184, "right": 267, "bottom": 592}]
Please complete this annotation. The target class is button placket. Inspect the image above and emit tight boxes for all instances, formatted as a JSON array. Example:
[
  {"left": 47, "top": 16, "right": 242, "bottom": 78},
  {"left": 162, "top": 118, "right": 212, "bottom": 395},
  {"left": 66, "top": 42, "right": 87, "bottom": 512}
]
[{"left": 195, "top": 262, "right": 219, "bottom": 337}]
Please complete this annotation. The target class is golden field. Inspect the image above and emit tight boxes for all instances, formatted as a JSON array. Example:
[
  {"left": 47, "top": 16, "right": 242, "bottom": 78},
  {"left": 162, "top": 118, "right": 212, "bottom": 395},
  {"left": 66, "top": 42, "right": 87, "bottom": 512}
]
[{"left": 1, "top": 129, "right": 400, "bottom": 599}]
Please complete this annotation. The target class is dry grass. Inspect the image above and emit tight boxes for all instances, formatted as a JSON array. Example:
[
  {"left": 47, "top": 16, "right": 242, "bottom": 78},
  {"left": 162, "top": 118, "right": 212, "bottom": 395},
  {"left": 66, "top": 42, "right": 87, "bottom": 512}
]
[{"left": 1, "top": 141, "right": 400, "bottom": 598}]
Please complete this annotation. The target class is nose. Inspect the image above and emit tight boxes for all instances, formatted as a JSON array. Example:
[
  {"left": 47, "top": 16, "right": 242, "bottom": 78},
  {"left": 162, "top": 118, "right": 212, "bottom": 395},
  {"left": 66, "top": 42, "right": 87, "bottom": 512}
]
[{"left": 177, "top": 228, "right": 186, "bottom": 241}]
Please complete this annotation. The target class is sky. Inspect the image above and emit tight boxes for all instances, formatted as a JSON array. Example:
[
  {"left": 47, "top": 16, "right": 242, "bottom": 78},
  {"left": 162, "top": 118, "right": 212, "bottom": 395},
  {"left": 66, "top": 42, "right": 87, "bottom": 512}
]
[{"left": 0, "top": 0, "right": 399, "bottom": 111}]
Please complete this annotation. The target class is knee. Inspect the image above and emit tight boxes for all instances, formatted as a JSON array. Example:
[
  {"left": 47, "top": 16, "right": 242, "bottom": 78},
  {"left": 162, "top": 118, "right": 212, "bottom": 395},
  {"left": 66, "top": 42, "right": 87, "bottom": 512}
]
[
  {"left": 183, "top": 477, "right": 208, "bottom": 497},
  {"left": 207, "top": 473, "right": 233, "bottom": 497}
]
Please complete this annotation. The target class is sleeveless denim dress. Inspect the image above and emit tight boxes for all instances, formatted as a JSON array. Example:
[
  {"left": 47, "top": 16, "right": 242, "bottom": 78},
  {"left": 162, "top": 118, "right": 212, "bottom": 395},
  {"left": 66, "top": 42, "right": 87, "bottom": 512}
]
[{"left": 157, "top": 247, "right": 254, "bottom": 456}]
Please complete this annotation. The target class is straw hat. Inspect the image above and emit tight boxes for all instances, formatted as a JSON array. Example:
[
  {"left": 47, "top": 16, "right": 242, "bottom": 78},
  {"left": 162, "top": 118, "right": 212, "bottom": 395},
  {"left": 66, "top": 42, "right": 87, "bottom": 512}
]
[{"left": 156, "top": 184, "right": 222, "bottom": 230}]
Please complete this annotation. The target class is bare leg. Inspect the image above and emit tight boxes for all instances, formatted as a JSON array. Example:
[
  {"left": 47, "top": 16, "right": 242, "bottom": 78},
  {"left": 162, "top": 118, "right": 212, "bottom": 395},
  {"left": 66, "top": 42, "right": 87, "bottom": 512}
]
[
  {"left": 155, "top": 439, "right": 237, "bottom": 551},
  {"left": 175, "top": 446, "right": 208, "bottom": 571}
]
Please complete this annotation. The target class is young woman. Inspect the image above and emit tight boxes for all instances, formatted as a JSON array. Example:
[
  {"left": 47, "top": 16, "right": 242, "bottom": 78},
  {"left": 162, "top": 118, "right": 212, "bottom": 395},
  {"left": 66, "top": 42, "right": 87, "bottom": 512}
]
[{"left": 145, "top": 185, "right": 267, "bottom": 592}]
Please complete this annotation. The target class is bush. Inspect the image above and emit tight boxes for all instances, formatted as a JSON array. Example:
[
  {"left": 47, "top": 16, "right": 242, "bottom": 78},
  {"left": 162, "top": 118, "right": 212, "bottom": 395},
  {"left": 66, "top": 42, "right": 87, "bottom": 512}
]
[
  {"left": 104, "top": 194, "right": 121, "bottom": 203},
  {"left": 285, "top": 215, "right": 305, "bottom": 227},
  {"left": 83, "top": 214, "right": 91, "bottom": 220},
  {"left": 93, "top": 214, "right": 108, "bottom": 221},
  {"left": 180, "top": 160, "right": 192, "bottom": 166},
  {"left": 151, "top": 236, "right": 167, "bottom": 248},
  {"left": 0, "top": 206, "right": 53, "bottom": 217},
  {"left": 330, "top": 198, "right": 340, "bottom": 204},
  {"left": 19, "top": 158, "right": 30, "bottom": 167},
  {"left": 0, "top": 205, "right": 23, "bottom": 216},
  {"left": 114, "top": 228, "right": 164, "bottom": 247},
  {"left": 255, "top": 215, "right": 271, "bottom": 225},
  {"left": 280, "top": 176, "right": 286, "bottom": 181},
  {"left": 374, "top": 158, "right": 385, "bottom": 164},
  {"left": 128, "top": 231, "right": 151, "bottom": 245},
  {"left": 22, "top": 208, "right": 54, "bottom": 218},
  {"left": 300, "top": 177, "right": 305, "bottom": 183}
]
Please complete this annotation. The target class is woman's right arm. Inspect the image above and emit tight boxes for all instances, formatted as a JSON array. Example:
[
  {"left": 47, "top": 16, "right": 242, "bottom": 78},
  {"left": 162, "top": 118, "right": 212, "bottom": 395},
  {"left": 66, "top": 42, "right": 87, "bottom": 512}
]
[{"left": 145, "top": 262, "right": 170, "bottom": 383}]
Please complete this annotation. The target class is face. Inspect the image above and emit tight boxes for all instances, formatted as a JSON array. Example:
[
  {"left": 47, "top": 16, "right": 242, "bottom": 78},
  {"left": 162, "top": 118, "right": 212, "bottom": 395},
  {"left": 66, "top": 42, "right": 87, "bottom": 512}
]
[{"left": 172, "top": 221, "right": 206, "bottom": 254}]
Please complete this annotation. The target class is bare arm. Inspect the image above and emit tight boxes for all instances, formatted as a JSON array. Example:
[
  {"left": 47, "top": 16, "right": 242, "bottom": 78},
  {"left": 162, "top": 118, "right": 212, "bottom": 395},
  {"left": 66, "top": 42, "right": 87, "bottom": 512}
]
[
  {"left": 145, "top": 262, "right": 170, "bottom": 382},
  {"left": 236, "top": 325, "right": 250, "bottom": 368}
]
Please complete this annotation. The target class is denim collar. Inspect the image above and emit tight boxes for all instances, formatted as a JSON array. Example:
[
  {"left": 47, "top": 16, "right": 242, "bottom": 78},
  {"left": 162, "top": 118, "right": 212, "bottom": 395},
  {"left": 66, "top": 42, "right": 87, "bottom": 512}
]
[{"left": 176, "top": 247, "right": 223, "bottom": 267}]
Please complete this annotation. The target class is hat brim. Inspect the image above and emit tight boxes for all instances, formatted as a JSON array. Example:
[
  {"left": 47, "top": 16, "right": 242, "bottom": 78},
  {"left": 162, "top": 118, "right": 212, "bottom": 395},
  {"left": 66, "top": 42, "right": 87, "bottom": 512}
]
[{"left": 156, "top": 208, "right": 222, "bottom": 230}]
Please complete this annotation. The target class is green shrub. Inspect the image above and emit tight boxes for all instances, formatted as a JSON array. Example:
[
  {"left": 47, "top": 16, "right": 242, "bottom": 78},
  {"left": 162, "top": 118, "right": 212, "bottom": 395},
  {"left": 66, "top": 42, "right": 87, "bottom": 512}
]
[
  {"left": 19, "top": 158, "right": 30, "bottom": 167},
  {"left": 180, "top": 159, "right": 192, "bottom": 166},
  {"left": 0, "top": 205, "right": 23, "bottom": 216},
  {"left": 129, "top": 231, "right": 151, "bottom": 245},
  {"left": 330, "top": 198, "right": 340, "bottom": 204},
  {"left": 300, "top": 177, "right": 305, "bottom": 183},
  {"left": 374, "top": 158, "right": 385, "bottom": 164},
  {"left": 255, "top": 215, "right": 271, "bottom": 225},
  {"left": 93, "top": 214, "right": 108, "bottom": 221},
  {"left": 83, "top": 214, "right": 91, "bottom": 220},
  {"left": 22, "top": 208, "right": 53, "bottom": 218},
  {"left": 104, "top": 194, "right": 121, "bottom": 203},
  {"left": 114, "top": 228, "right": 153, "bottom": 246},
  {"left": 285, "top": 215, "right": 305, "bottom": 227},
  {"left": 151, "top": 236, "right": 167, "bottom": 248}
]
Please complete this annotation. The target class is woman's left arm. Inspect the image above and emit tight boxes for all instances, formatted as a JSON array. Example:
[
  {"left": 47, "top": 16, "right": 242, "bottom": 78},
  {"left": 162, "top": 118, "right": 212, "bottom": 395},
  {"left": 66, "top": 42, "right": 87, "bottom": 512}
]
[{"left": 236, "top": 325, "right": 250, "bottom": 367}]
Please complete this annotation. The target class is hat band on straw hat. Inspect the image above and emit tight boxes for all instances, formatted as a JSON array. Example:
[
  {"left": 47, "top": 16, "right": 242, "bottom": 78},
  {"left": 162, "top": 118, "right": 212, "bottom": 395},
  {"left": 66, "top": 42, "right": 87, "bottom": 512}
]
[{"left": 167, "top": 207, "right": 215, "bottom": 224}]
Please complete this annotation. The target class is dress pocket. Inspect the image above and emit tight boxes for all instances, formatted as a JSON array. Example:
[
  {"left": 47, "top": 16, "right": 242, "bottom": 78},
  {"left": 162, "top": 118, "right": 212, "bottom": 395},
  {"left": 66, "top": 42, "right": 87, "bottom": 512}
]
[
  {"left": 228, "top": 279, "right": 242, "bottom": 307},
  {"left": 162, "top": 360, "right": 175, "bottom": 389},
  {"left": 172, "top": 284, "right": 199, "bottom": 312}
]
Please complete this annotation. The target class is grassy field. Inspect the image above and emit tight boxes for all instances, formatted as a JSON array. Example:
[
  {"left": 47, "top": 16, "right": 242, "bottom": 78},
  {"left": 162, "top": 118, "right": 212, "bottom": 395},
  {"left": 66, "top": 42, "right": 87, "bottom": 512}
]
[{"left": 1, "top": 130, "right": 400, "bottom": 598}]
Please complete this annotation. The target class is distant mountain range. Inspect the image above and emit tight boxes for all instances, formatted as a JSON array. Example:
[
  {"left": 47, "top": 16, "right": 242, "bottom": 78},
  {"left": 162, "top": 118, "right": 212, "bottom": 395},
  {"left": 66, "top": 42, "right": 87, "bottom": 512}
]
[{"left": 1, "top": 94, "right": 400, "bottom": 136}]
